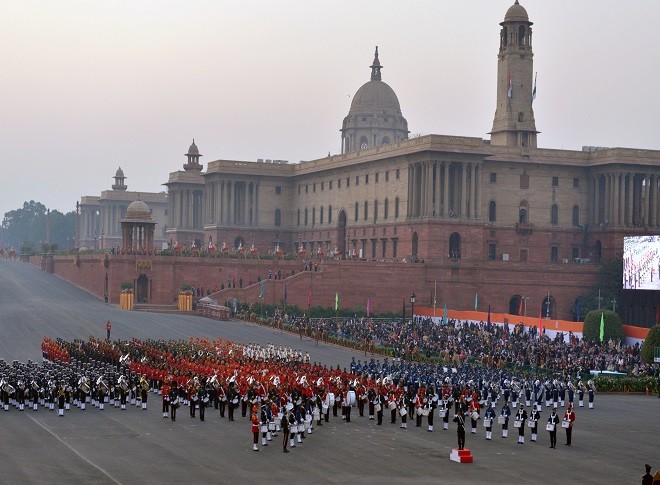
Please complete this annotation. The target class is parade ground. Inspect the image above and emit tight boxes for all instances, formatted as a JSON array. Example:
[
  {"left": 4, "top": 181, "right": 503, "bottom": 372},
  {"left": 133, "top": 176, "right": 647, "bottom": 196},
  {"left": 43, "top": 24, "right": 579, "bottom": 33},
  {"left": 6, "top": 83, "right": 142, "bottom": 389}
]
[{"left": 0, "top": 262, "right": 657, "bottom": 484}]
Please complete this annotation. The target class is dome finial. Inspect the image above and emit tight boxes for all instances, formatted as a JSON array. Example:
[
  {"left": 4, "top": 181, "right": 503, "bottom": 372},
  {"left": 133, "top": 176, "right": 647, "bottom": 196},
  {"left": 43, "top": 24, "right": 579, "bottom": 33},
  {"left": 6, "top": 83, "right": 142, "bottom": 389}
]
[{"left": 370, "top": 46, "right": 382, "bottom": 81}]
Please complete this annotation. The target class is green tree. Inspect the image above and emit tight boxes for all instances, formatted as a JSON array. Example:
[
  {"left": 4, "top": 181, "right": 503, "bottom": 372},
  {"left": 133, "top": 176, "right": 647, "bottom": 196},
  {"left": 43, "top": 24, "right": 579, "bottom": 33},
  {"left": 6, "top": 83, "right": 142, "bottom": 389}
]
[
  {"left": 0, "top": 201, "right": 75, "bottom": 251},
  {"left": 582, "top": 309, "right": 625, "bottom": 342},
  {"left": 641, "top": 324, "right": 660, "bottom": 365},
  {"left": 572, "top": 258, "right": 622, "bottom": 320}
]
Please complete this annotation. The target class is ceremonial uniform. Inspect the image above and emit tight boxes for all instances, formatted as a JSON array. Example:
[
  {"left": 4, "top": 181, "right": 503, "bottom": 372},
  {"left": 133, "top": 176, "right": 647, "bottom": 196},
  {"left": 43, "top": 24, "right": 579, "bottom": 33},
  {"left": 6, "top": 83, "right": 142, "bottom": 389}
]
[
  {"left": 453, "top": 412, "right": 466, "bottom": 450},
  {"left": 515, "top": 405, "right": 528, "bottom": 444},
  {"left": 251, "top": 412, "right": 260, "bottom": 451},
  {"left": 500, "top": 403, "right": 511, "bottom": 438},
  {"left": 529, "top": 408, "right": 541, "bottom": 442},
  {"left": 169, "top": 384, "right": 178, "bottom": 421},
  {"left": 547, "top": 410, "right": 559, "bottom": 448},
  {"left": 563, "top": 406, "right": 575, "bottom": 445},
  {"left": 281, "top": 411, "right": 290, "bottom": 453},
  {"left": 484, "top": 405, "right": 496, "bottom": 440}
]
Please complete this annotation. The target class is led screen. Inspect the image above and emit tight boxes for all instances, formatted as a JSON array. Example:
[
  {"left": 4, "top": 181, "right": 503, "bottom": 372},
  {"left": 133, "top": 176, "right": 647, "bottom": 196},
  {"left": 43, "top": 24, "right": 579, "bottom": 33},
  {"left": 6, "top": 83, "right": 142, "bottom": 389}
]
[{"left": 623, "top": 235, "right": 660, "bottom": 290}]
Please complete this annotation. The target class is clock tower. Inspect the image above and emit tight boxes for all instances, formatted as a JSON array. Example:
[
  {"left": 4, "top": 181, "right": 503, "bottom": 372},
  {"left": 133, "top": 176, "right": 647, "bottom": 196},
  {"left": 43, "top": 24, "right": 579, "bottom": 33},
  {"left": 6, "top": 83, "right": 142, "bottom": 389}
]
[{"left": 490, "top": 1, "right": 538, "bottom": 148}]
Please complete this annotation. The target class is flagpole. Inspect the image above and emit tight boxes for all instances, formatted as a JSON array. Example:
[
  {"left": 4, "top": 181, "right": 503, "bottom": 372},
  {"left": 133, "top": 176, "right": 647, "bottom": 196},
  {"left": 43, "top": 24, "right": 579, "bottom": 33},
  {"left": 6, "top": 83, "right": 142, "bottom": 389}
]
[{"left": 433, "top": 281, "right": 437, "bottom": 320}]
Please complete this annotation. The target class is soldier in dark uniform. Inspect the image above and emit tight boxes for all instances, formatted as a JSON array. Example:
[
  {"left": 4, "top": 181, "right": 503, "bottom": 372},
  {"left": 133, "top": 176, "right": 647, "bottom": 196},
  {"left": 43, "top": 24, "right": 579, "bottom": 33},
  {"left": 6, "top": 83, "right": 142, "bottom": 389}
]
[
  {"left": 515, "top": 403, "right": 528, "bottom": 444},
  {"left": 547, "top": 408, "right": 559, "bottom": 448},
  {"left": 500, "top": 401, "right": 511, "bottom": 438},
  {"left": 169, "top": 382, "right": 178, "bottom": 421},
  {"left": 197, "top": 383, "right": 208, "bottom": 422},
  {"left": 367, "top": 386, "right": 376, "bottom": 420},
  {"left": 529, "top": 406, "right": 541, "bottom": 442},
  {"left": 281, "top": 409, "right": 290, "bottom": 453},
  {"left": 453, "top": 411, "right": 466, "bottom": 450}
]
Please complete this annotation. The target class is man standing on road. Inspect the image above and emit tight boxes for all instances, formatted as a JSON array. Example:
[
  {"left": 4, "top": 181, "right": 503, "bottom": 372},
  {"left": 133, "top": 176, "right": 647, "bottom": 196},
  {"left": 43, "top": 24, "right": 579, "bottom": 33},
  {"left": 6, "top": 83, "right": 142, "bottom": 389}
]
[
  {"left": 105, "top": 321, "right": 111, "bottom": 341},
  {"left": 563, "top": 404, "right": 576, "bottom": 446}
]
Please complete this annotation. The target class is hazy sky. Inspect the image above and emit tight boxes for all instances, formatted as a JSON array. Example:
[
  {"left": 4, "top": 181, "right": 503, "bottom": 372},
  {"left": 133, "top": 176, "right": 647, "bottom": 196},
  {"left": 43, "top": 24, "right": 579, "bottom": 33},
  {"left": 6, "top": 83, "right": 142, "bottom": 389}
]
[{"left": 2, "top": 1, "right": 660, "bottom": 218}]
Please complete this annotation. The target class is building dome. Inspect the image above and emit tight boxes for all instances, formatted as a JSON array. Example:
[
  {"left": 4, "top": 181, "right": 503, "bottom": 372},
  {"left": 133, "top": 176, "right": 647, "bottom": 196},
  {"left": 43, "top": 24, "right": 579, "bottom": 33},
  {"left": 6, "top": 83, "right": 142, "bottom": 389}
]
[
  {"left": 186, "top": 139, "right": 199, "bottom": 156},
  {"left": 349, "top": 80, "right": 402, "bottom": 117},
  {"left": 504, "top": 1, "right": 529, "bottom": 22},
  {"left": 115, "top": 167, "right": 125, "bottom": 178},
  {"left": 124, "top": 200, "right": 152, "bottom": 221}
]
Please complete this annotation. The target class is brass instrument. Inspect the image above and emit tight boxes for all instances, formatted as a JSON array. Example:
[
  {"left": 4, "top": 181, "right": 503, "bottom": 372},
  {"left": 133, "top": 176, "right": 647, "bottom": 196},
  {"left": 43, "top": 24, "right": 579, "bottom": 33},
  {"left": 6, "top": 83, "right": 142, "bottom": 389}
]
[
  {"left": 78, "top": 376, "right": 90, "bottom": 394},
  {"left": 587, "top": 380, "right": 596, "bottom": 392},
  {"left": 140, "top": 375, "right": 150, "bottom": 392},
  {"left": 118, "top": 375, "right": 129, "bottom": 393}
]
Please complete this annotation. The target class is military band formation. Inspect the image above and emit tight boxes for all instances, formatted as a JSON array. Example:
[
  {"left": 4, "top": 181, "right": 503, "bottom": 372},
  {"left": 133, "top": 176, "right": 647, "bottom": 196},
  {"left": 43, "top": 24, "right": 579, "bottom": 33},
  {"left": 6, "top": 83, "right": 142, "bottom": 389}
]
[{"left": 0, "top": 334, "right": 597, "bottom": 454}]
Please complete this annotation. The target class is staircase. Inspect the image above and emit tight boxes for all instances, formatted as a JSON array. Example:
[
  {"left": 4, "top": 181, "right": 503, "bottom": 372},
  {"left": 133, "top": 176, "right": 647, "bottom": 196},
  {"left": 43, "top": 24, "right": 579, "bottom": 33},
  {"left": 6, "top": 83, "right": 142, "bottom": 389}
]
[{"left": 449, "top": 448, "right": 473, "bottom": 463}]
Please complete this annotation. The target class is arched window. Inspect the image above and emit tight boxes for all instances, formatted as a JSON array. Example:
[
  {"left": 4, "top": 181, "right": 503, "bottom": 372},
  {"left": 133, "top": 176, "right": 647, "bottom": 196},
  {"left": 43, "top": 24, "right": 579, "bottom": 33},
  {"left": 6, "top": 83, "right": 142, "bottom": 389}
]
[
  {"left": 541, "top": 295, "right": 556, "bottom": 319},
  {"left": 312, "top": 207, "right": 316, "bottom": 226},
  {"left": 519, "top": 201, "right": 529, "bottom": 224},
  {"left": 501, "top": 27, "right": 508, "bottom": 47},
  {"left": 518, "top": 25, "right": 526, "bottom": 45},
  {"left": 359, "top": 136, "right": 368, "bottom": 150},
  {"left": 551, "top": 204, "right": 559, "bottom": 225},
  {"left": 364, "top": 201, "right": 368, "bottom": 221},
  {"left": 509, "top": 295, "right": 524, "bottom": 316},
  {"left": 572, "top": 205, "right": 580, "bottom": 226},
  {"left": 488, "top": 201, "right": 497, "bottom": 222},
  {"left": 593, "top": 240, "right": 602, "bottom": 263},
  {"left": 449, "top": 232, "right": 461, "bottom": 259},
  {"left": 518, "top": 112, "right": 524, "bottom": 122},
  {"left": 382, "top": 136, "right": 390, "bottom": 145},
  {"left": 384, "top": 198, "right": 389, "bottom": 219},
  {"left": 354, "top": 202, "right": 359, "bottom": 222},
  {"left": 274, "top": 209, "right": 281, "bottom": 227}
]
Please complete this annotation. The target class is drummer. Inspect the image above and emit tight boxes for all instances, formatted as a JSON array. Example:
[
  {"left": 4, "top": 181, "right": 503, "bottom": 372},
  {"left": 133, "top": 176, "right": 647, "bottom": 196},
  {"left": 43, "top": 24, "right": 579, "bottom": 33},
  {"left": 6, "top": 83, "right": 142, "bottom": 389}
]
[
  {"left": 468, "top": 397, "right": 480, "bottom": 434},
  {"left": 515, "top": 403, "right": 528, "bottom": 444},
  {"left": 483, "top": 402, "right": 496, "bottom": 440}
]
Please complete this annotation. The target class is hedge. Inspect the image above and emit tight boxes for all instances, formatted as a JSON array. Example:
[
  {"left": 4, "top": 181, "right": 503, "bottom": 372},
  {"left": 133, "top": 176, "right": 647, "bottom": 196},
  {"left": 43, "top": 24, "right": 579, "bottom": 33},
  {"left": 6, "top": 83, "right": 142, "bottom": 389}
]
[
  {"left": 582, "top": 309, "right": 625, "bottom": 342},
  {"left": 641, "top": 324, "right": 660, "bottom": 365},
  {"left": 593, "top": 375, "right": 659, "bottom": 393}
]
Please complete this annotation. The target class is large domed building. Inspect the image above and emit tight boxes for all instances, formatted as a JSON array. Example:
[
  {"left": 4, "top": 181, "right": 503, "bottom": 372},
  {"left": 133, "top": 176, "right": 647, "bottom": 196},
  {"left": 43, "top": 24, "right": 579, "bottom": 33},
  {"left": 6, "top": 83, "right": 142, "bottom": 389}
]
[{"left": 340, "top": 47, "right": 409, "bottom": 153}]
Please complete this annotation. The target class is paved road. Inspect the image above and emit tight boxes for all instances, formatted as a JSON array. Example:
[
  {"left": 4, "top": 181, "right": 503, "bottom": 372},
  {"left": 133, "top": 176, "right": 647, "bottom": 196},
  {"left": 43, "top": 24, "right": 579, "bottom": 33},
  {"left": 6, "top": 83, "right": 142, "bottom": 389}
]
[{"left": 0, "top": 262, "right": 657, "bottom": 484}]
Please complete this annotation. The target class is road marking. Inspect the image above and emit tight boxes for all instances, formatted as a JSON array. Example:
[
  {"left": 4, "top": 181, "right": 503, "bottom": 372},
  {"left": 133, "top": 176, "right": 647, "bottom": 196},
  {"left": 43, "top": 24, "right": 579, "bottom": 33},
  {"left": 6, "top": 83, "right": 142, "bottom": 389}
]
[{"left": 26, "top": 414, "right": 123, "bottom": 485}]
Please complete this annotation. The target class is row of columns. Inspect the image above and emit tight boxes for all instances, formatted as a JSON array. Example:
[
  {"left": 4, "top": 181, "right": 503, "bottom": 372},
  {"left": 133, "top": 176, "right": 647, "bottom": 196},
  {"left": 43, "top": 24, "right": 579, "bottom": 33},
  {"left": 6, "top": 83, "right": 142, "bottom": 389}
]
[
  {"left": 205, "top": 180, "right": 259, "bottom": 227},
  {"left": 169, "top": 188, "right": 203, "bottom": 230},
  {"left": 121, "top": 223, "right": 155, "bottom": 251},
  {"left": 407, "top": 161, "right": 481, "bottom": 220},
  {"left": 591, "top": 172, "right": 660, "bottom": 228}
]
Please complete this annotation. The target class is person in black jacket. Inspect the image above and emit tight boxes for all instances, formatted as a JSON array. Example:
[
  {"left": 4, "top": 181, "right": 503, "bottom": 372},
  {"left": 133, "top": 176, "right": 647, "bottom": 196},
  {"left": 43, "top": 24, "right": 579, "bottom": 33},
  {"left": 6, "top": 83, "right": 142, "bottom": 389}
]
[
  {"left": 547, "top": 408, "right": 560, "bottom": 448},
  {"left": 515, "top": 404, "right": 528, "bottom": 444},
  {"left": 453, "top": 412, "right": 466, "bottom": 450},
  {"left": 281, "top": 410, "right": 290, "bottom": 453}
]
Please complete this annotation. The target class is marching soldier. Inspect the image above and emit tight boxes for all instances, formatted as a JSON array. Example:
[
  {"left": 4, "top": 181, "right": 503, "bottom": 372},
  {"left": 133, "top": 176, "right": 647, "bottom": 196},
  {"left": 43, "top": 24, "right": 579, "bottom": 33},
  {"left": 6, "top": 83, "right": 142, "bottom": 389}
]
[
  {"left": 453, "top": 410, "right": 466, "bottom": 450},
  {"left": 198, "top": 382, "right": 208, "bottom": 422},
  {"left": 169, "top": 382, "right": 178, "bottom": 421},
  {"left": 563, "top": 404, "right": 576, "bottom": 445},
  {"left": 281, "top": 409, "right": 290, "bottom": 453},
  {"left": 161, "top": 379, "right": 170, "bottom": 418},
  {"left": 484, "top": 402, "right": 496, "bottom": 440},
  {"left": 529, "top": 406, "right": 541, "bottom": 442},
  {"left": 515, "top": 403, "right": 528, "bottom": 444},
  {"left": 547, "top": 408, "right": 559, "bottom": 448},
  {"left": 500, "top": 401, "right": 511, "bottom": 438},
  {"left": 251, "top": 407, "right": 260, "bottom": 452}
]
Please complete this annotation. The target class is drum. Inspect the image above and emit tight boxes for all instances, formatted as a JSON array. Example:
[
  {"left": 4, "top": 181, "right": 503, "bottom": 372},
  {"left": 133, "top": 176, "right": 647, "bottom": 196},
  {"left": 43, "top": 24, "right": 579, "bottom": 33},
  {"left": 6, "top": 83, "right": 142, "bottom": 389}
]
[
  {"left": 291, "top": 424, "right": 298, "bottom": 434},
  {"left": 348, "top": 390, "right": 356, "bottom": 406},
  {"left": 483, "top": 418, "right": 492, "bottom": 428},
  {"left": 327, "top": 392, "right": 335, "bottom": 405},
  {"left": 268, "top": 422, "right": 276, "bottom": 431},
  {"left": 546, "top": 423, "right": 555, "bottom": 432},
  {"left": 203, "top": 396, "right": 209, "bottom": 404},
  {"left": 260, "top": 424, "right": 268, "bottom": 433},
  {"left": 388, "top": 401, "right": 397, "bottom": 411},
  {"left": 304, "top": 415, "right": 312, "bottom": 424},
  {"left": 422, "top": 407, "right": 429, "bottom": 417},
  {"left": 513, "top": 420, "right": 522, "bottom": 428},
  {"left": 285, "top": 402, "right": 294, "bottom": 412},
  {"left": 561, "top": 419, "right": 570, "bottom": 429},
  {"left": 399, "top": 407, "right": 407, "bottom": 417},
  {"left": 470, "top": 411, "right": 479, "bottom": 421},
  {"left": 322, "top": 403, "right": 329, "bottom": 412},
  {"left": 439, "top": 409, "right": 446, "bottom": 418},
  {"left": 527, "top": 419, "right": 536, "bottom": 429},
  {"left": 374, "top": 404, "right": 381, "bottom": 413},
  {"left": 497, "top": 416, "right": 506, "bottom": 425},
  {"left": 416, "top": 407, "right": 423, "bottom": 416},
  {"left": 232, "top": 398, "right": 239, "bottom": 405}
]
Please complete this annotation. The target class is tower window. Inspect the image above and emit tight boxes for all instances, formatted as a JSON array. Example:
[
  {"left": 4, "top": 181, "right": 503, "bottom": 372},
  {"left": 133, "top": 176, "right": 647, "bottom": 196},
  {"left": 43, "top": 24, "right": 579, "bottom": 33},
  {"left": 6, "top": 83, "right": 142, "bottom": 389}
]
[
  {"left": 328, "top": 205, "right": 332, "bottom": 224},
  {"left": 573, "top": 177, "right": 580, "bottom": 188},
  {"left": 551, "top": 204, "right": 559, "bottom": 225},
  {"left": 385, "top": 171, "right": 389, "bottom": 182},
  {"left": 490, "top": 173, "right": 497, "bottom": 183},
  {"left": 518, "top": 25, "right": 526, "bottom": 46},
  {"left": 395, "top": 197, "right": 400, "bottom": 218},
  {"left": 518, "top": 112, "right": 524, "bottom": 122},
  {"left": 313, "top": 183, "right": 316, "bottom": 192},
  {"left": 572, "top": 205, "right": 580, "bottom": 226},
  {"left": 275, "top": 186, "right": 282, "bottom": 195},
  {"left": 347, "top": 177, "right": 350, "bottom": 188},
  {"left": 338, "top": 179, "right": 341, "bottom": 189},
  {"left": 305, "top": 185, "right": 308, "bottom": 194},
  {"left": 365, "top": 174, "right": 369, "bottom": 185},
  {"left": 321, "top": 181, "right": 324, "bottom": 191},
  {"left": 364, "top": 201, "right": 368, "bottom": 221},
  {"left": 329, "top": 180, "right": 333, "bottom": 190},
  {"left": 520, "top": 171, "right": 529, "bottom": 190},
  {"left": 395, "top": 169, "right": 400, "bottom": 180},
  {"left": 488, "top": 201, "right": 497, "bottom": 222},
  {"left": 356, "top": 176, "right": 359, "bottom": 186},
  {"left": 550, "top": 246, "right": 558, "bottom": 263},
  {"left": 375, "top": 172, "right": 379, "bottom": 183},
  {"left": 354, "top": 203, "right": 359, "bottom": 222},
  {"left": 552, "top": 177, "right": 559, "bottom": 187}
]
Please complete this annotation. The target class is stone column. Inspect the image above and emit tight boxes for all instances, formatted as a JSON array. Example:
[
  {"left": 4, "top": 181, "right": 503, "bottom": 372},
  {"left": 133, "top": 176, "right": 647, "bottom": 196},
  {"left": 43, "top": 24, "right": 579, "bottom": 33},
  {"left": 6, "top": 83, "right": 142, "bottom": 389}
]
[
  {"left": 594, "top": 175, "right": 600, "bottom": 225},
  {"left": 434, "top": 161, "right": 440, "bottom": 217},
  {"left": 227, "top": 182, "right": 233, "bottom": 225},
  {"left": 474, "top": 163, "right": 481, "bottom": 220},
  {"left": 469, "top": 163, "right": 476, "bottom": 219},
  {"left": 612, "top": 173, "right": 620, "bottom": 226},
  {"left": 255, "top": 183, "right": 259, "bottom": 226},
  {"left": 461, "top": 163, "right": 468, "bottom": 219},
  {"left": 443, "top": 162, "right": 450, "bottom": 218}
]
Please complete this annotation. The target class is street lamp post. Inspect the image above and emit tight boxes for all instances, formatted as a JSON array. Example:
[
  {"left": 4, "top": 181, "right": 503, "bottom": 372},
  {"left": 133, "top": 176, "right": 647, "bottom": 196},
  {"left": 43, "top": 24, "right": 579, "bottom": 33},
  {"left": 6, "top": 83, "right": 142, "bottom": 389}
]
[{"left": 410, "top": 291, "right": 416, "bottom": 320}]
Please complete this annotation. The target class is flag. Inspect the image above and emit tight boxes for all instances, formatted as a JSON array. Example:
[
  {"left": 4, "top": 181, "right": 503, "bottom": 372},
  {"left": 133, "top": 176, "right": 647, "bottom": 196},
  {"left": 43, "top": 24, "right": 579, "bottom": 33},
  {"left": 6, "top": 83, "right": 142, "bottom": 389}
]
[
  {"left": 259, "top": 280, "right": 265, "bottom": 299},
  {"left": 539, "top": 307, "right": 543, "bottom": 340},
  {"left": 532, "top": 72, "right": 537, "bottom": 102},
  {"left": 335, "top": 292, "right": 339, "bottom": 311},
  {"left": 474, "top": 293, "right": 478, "bottom": 311},
  {"left": 366, "top": 298, "right": 371, "bottom": 317},
  {"left": 507, "top": 72, "right": 512, "bottom": 98},
  {"left": 442, "top": 303, "right": 447, "bottom": 326},
  {"left": 307, "top": 287, "right": 311, "bottom": 308},
  {"left": 599, "top": 312, "right": 605, "bottom": 342},
  {"left": 283, "top": 283, "right": 287, "bottom": 303},
  {"left": 487, "top": 305, "right": 491, "bottom": 330}
]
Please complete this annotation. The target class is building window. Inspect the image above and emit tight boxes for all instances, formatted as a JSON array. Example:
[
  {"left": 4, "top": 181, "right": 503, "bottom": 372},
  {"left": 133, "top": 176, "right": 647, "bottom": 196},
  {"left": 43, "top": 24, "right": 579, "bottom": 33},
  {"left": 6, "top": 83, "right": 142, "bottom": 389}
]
[
  {"left": 573, "top": 177, "right": 580, "bottom": 188},
  {"left": 384, "top": 198, "right": 389, "bottom": 219},
  {"left": 305, "top": 185, "right": 308, "bottom": 194},
  {"left": 275, "top": 209, "right": 282, "bottom": 227},
  {"left": 572, "top": 246, "right": 580, "bottom": 261},
  {"left": 356, "top": 176, "right": 359, "bottom": 186},
  {"left": 297, "top": 209, "right": 300, "bottom": 226},
  {"left": 354, "top": 202, "right": 359, "bottom": 222},
  {"left": 374, "top": 200, "right": 378, "bottom": 222},
  {"left": 298, "top": 186, "right": 301, "bottom": 195},
  {"left": 395, "top": 197, "right": 400, "bottom": 218},
  {"left": 519, "top": 201, "right": 529, "bottom": 224},
  {"left": 329, "top": 180, "right": 333, "bottom": 190},
  {"left": 551, "top": 204, "right": 559, "bottom": 225},
  {"left": 275, "top": 186, "right": 282, "bottom": 195},
  {"left": 304, "top": 208, "right": 308, "bottom": 226},
  {"left": 490, "top": 173, "right": 497, "bottom": 183},
  {"left": 328, "top": 205, "right": 332, "bottom": 224},
  {"left": 572, "top": 205, "right": 580, "bottom": 226},
  {"left": 520, "top": 171, "right": 529, "bottom": 189},
  {"left": 449, "top": 232, "right": 461, "bottom": 259},
  {"left": 392, "top": 239, "right": 398, "bottom": 258},
  {"left": 488, "top": 201, "right": 496, "bottom": 222},
  {"left": 382, "top": 239, "right": 387, "bottom": 258},
  {"left": 347, "top": 177, "right": 350, "bottom": 188},
  {"left": 364, "top": 201, "right": 368, "bottom": 221},
  {"left": 550, "top": 246, "right": 558, "bottom": 263},
  {"left": 385, "top": 171, "right": 389, "bottom": 182},
  {"left": 365, "top": 174, "right": 369, "bottom": 185},
  {"left": 488, "top": 243, "right": 496, "bottom": 260},
  {"left": 519, "top": 249, "right": 528, "bottom": 262},
  {"left": 396, "top": 169, "right": 400, "bottom": 180},
  {"left": 552, "top": 176, "right": 559, "bottom": 187},
  {"left": 375, "top": 172, "right": 379, "bottom": 183},
  {"left": 320, "top": 206, "right": 324, "bottom": 224},
  {"left": 338, "top": 179, "right": 341, "bottom": 189},
  {"left": 321, "top": 181, "right": 324, "bottom": 191},
  {"left": 312, "top": 207, "right": 316, "bottom": 226}
]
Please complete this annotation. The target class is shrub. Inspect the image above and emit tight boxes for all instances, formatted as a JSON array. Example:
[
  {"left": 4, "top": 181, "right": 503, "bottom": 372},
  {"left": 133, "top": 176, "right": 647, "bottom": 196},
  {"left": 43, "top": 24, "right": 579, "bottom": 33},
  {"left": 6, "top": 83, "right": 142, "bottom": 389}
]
[
  {"left": 582, "top": 309, "right": 625, "bottom": 342},
  {"left": 641, "top": 324, "right": 660, "bottom": 365}
]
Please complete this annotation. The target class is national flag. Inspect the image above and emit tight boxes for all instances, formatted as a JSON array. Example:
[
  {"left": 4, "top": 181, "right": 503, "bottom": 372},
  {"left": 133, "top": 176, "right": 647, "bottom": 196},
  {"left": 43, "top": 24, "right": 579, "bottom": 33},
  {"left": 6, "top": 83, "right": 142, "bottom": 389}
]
[
  {"left": 474, "top": 293, "right": 478, "bottom": 311},
  {"left": 507, "top": 72, "right": 512, "bottom": 98},
  {"left": 599, "top": 312, "right": 605, "bottom": 342},
  {"left": 442, "top": 303, "right": 448, "bottom": 326},
  {"left": 307, "top": 287, "right": 311, "bottom": 308},
  {"left": 259, "top": 280, "right": 265, "bottom": 299},
  {"left": 335, "top": 292, "right": 339, "bottom": 311},
  {"left": 366, "top": 298, "right": 371, "bottom": 317},
  {"left": 283, "top": 283, "right": 287, "bottom": 303},
  {"left": 532, "top": 72, "right": 537, "bottom": 102}
]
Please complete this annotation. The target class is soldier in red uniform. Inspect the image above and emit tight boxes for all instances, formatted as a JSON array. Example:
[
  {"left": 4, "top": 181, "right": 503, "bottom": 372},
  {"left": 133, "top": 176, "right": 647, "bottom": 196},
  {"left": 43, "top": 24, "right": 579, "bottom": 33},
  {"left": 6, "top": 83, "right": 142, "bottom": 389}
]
[{"left": 251, "top": 406, "right": 260, "bottom": 452}]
